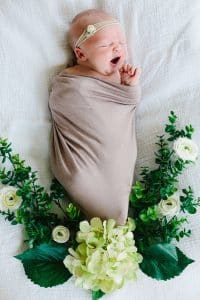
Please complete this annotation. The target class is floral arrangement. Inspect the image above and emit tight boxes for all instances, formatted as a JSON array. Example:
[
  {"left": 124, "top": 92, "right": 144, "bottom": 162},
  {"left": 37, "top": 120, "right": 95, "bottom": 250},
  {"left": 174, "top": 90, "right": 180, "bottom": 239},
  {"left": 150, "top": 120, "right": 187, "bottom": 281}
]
[{"left": 0, "top": 111, "right": 199, "bottom": 300}]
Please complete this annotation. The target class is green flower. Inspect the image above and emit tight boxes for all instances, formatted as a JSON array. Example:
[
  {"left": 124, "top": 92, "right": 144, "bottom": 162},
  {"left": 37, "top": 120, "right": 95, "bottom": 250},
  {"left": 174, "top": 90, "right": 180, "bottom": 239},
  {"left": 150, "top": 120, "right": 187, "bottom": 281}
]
[{"left": 63, "top": 217, "right": 142, "bottom": 294}]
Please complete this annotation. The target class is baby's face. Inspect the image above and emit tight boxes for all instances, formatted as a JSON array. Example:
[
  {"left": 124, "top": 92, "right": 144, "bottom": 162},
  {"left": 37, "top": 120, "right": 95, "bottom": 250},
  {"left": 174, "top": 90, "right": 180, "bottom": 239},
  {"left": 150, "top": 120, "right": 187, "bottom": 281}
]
[{"left": 76, "top": 24, "right": 127, "bottom": 75}]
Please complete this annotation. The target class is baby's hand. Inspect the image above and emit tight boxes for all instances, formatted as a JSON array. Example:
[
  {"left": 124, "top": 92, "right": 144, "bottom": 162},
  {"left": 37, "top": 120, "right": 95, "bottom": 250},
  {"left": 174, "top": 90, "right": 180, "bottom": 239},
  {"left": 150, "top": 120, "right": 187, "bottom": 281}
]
[{"left": 119, "top": 64, "right": 141, "bottom": 86}]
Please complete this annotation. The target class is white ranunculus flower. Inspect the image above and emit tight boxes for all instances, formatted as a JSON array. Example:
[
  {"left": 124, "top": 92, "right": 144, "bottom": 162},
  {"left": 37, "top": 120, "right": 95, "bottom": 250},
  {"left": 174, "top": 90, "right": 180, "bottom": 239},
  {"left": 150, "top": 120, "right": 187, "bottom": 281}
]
[
  {"left": 158, "top": 192, "right": 180, "bottom": 220},
  {"left": 173, "top": 137, "right": 198, "bottom": 161},
  {"left": 0, "top": 186, "right": 22, "bottom": 211},
  {"left": 52, "top": 225, "right": 70, "bottom": 243}
]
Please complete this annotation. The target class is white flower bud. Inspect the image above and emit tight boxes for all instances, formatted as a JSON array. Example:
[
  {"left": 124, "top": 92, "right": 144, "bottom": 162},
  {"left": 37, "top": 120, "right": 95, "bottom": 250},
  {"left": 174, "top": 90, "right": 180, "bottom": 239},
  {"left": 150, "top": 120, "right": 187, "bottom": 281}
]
[
  {"left": 0, "top": 186, "right": 22, "bottom": 211},
  {"left": 52, "top": 225, "right": 70, "bottom": 243}
]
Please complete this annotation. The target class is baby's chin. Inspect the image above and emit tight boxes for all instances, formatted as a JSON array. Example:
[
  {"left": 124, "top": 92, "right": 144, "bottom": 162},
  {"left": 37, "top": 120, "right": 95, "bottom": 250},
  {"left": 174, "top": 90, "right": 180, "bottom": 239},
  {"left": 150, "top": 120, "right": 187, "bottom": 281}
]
[{"left": 102, "top": 68, "right": 120, "bottom": 77}]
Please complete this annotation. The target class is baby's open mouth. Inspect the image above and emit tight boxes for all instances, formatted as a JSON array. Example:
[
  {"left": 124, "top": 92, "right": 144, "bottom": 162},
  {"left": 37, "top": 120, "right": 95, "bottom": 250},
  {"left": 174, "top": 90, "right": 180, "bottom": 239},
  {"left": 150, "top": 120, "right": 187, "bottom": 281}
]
[{"left": 110, "top": 56, "right": 121, "bottom": 65}]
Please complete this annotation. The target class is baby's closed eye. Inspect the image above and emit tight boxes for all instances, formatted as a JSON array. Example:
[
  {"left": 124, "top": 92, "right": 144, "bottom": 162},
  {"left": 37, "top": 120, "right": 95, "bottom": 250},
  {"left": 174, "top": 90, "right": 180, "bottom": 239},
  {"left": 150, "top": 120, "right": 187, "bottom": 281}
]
[
  {"left": 98, "top": 42, "right": 112, "bottom": 48},
  {"left": 98, "top": 41, "right": 127, "bottom": 48}
]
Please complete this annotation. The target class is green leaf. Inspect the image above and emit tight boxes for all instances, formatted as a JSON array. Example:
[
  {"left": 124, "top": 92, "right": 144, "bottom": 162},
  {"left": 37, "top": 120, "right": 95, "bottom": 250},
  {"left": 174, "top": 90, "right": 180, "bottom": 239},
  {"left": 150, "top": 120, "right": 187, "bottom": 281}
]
[
  {"left": 92, "top": 290, "right": 105, "bottom": 300},
  {"left": 186, "top": 206, "right": 197, "bottom": 214},
  {"left": 15, "top": 243, "right": 72, "bottom": 287},
  {"left": 168, "top": 111, "right": 177, "bottom": 123},
  {"left": 140, "top": 243, "right": 194, "bottom": 280}
]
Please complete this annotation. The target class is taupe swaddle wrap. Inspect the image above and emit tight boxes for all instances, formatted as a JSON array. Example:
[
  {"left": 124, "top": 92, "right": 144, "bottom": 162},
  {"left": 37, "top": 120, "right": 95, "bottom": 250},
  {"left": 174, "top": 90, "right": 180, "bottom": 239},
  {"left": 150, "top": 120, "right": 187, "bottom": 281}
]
[{"left": 49, "top": 71, "right": 141, "bottom": 224}]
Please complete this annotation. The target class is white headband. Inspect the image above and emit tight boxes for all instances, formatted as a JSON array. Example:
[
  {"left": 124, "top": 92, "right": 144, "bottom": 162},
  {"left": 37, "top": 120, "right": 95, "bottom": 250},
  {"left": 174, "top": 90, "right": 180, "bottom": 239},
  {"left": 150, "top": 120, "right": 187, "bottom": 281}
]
[{"left": 75, "top": 19, "right": 119, "bottom": 48}]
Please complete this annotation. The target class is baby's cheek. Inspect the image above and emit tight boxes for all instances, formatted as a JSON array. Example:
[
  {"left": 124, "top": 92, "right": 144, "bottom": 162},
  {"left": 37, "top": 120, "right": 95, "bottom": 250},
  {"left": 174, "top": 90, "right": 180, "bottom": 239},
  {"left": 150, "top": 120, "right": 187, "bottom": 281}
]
[{"left": 123, "top": 47, "right": 128, "bottom": 60}]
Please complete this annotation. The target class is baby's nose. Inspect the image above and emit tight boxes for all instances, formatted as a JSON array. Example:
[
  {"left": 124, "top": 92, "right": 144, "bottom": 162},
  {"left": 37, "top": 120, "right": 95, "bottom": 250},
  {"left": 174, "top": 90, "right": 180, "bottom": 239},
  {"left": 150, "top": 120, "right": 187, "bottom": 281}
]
[{"left": 112, "top": 43, "right": 120, "bottom": 52}]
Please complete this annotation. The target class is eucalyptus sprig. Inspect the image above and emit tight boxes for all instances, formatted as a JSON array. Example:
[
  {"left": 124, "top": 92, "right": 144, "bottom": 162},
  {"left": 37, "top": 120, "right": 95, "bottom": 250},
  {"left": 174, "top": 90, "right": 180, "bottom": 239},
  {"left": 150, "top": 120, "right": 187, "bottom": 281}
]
[
  {"left": 129, "top": 111, "right": 199, "bottom": 280},
  {"left": 0, "top": 138, "right": 82, "bottom": 248},
  {"left": 165, "top": 111, "right": 194, "bottom": 141},
  {"left": 130, "top": 112, "right": 199, "bottom": 241}
]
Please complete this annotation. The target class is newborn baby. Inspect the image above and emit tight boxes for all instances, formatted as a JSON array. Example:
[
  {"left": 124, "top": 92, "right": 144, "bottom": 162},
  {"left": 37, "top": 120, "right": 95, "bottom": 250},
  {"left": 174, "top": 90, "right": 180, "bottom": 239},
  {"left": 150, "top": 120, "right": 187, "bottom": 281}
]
[{"left": 49, "top": 9, "right": 141, "bottom": 225}]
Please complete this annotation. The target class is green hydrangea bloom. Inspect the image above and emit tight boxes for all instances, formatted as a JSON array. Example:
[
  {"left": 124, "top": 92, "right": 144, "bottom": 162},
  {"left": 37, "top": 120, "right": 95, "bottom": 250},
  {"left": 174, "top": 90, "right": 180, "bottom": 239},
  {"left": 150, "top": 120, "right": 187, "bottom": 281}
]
[{"left": 63, "top": 217, "right": 142, "bottom": 294}]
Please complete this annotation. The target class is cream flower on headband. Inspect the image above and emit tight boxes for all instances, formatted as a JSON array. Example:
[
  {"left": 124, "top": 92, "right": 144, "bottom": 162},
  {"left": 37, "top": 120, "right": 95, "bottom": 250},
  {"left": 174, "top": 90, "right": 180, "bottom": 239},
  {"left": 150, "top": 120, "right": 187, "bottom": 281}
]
[
  {"left": 75, "top": 19, "right": 119, "bottom": 48},
  {"left": 85, "top": 24, "right": 96, "bottom": 35}
]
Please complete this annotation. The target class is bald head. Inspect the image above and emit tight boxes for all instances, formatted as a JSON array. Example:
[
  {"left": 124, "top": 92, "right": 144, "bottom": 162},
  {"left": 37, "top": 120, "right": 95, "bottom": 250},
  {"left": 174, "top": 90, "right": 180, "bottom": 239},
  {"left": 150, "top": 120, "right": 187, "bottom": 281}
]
[{"left": 68, "top": 9, "right": 117, "bottom": 50}]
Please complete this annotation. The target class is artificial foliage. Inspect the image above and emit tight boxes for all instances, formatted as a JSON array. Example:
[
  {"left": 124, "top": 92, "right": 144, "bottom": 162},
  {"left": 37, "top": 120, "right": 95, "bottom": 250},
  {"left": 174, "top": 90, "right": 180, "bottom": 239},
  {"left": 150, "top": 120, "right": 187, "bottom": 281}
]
[{"left": 0, "top": 111, "right": 199, "bottom": 299}]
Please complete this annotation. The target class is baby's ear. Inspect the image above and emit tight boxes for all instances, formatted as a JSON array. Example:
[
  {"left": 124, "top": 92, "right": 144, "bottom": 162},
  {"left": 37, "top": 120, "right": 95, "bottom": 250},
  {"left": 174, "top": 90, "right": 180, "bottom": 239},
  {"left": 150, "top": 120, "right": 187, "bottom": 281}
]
[{"left": 74, "top": 47, "right": 87, "bottom": 62}]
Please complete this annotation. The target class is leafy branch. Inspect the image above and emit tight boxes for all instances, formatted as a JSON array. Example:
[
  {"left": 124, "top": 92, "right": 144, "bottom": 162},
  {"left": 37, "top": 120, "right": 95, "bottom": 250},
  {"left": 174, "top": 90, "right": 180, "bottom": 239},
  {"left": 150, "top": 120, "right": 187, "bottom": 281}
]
[
  {"left": 0, "top": 138, "right": 82, "bottom": 248},
  {"left": 165, "top": 111, "right": 194, "bottom": 141},
  {"left": 129, "top": 111, "right": 200, "bottom": 250}
]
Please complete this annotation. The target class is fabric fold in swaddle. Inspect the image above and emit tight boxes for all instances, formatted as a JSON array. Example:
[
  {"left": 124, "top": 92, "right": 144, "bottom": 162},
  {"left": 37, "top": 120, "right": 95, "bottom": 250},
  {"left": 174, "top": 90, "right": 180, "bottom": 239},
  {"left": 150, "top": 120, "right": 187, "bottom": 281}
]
[{"left": 49, "top": 71, "right": 141, "bottom": 224}]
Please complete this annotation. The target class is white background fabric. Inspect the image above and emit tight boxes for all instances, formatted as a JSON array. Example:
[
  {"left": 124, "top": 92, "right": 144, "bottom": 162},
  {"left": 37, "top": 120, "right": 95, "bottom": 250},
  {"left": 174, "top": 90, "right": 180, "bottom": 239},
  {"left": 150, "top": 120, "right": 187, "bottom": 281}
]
[{"left": 0, "top": 0, "right": 200, "bottom": 299}]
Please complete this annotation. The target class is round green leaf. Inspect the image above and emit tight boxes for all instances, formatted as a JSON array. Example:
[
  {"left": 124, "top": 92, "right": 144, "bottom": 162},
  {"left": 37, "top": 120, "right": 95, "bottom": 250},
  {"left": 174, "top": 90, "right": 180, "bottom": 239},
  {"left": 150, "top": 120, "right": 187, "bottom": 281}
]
[
  {"left": 140, "top": 243, "right": 194, "bottom": 280},
  {"left": 15, "top": 243, "right": 71, "bottom": 287}
]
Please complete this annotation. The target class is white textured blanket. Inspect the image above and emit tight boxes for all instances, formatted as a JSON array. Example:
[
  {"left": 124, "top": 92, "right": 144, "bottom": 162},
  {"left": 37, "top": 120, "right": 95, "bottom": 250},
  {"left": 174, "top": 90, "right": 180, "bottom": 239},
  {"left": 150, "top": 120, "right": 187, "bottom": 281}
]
[{"left": 0, "top": 1, "right": 200, "bottom": 299}]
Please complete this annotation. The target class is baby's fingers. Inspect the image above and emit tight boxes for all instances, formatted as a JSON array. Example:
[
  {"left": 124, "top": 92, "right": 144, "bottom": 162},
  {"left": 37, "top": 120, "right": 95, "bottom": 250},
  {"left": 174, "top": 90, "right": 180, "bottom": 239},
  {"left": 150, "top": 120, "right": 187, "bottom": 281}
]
[
  {"left": 128, "top": 66, "right": 136, "bottom": 76},
  {"left": 119, "top": 64, "right": 130, "bottom": 73},
  {"left": 132, "top": 67, "right": 142, "bottom": 80}
]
